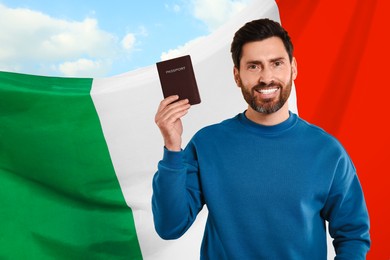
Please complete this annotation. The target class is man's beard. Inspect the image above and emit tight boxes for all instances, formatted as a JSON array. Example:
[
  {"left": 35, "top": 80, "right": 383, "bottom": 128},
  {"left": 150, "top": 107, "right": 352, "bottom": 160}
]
[{"left": 239, "top": 75, "right": 293, "bottom": 114}]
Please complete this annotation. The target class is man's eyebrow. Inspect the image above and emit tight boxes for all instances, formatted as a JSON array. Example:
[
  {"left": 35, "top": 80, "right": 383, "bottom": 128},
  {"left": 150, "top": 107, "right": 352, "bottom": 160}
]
[
  {"left": 269, "top": 57, "right": 287, "bottom": 63},
  {"left": 245, "top": 57, "right": 286, "bottom": 64},
  {"left": 245, "top": 60, "right": 263, "bottom": 65}
]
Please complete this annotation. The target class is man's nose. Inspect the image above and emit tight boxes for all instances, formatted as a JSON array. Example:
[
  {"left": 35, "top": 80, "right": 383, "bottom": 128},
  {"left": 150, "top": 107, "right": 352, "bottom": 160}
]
[{"left": 258, "top": 66, "right": 273, "bottom": 85}]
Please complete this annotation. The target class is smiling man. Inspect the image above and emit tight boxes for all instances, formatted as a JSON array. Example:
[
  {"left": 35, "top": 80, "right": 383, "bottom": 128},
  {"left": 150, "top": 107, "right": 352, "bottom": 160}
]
[
  {"left": 234, "top": 36, "right": 296, "bottom": 125},
  {"left": 152, "top": 18, "right": 370, "bottom": 259}
]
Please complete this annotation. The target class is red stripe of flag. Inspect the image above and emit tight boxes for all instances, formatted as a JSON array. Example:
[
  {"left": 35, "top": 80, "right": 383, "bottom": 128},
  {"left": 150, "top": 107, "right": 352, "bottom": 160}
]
[{"left": 276, "top": 0, "right": 390, "bottom": 258}]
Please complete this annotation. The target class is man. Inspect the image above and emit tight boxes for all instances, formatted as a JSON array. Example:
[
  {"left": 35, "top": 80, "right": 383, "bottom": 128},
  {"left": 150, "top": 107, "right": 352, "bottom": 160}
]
[{"left": 152, "top": 18, "right": 370, "bottom": 259}]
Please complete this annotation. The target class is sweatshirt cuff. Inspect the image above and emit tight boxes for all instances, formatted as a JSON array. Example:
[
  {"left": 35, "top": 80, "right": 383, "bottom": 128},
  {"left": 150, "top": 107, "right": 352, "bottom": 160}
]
[{"left": 162, "top": 147, "right": 184, "bottom": 169}]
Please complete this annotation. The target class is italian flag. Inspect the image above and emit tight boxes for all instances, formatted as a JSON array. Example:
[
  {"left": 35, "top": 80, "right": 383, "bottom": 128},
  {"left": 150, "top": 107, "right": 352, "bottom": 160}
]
[{"left": 0, "top": 0, "right": 388, "bottom": 259}]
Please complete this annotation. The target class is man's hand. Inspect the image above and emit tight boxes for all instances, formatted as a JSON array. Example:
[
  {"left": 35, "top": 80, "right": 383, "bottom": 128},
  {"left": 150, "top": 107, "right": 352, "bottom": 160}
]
[{"left": 155, "top": 95, "right": 191, "bottom": 151}]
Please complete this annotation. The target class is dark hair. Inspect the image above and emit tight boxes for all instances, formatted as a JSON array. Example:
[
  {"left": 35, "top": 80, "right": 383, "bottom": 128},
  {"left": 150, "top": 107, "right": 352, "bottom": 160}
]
[{"left": 230, "top": 18, "right": 294, "bottom": 69}]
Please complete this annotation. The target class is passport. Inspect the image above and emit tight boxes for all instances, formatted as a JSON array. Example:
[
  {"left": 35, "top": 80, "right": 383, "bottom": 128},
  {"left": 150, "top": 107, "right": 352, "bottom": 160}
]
[{"left": 156, "top": 55, "right": 201, "bottom": 105}]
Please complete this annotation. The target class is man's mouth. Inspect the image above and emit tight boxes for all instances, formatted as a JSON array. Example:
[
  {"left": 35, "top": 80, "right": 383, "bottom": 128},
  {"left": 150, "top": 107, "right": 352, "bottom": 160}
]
[{"left": 255, "top": 88, "right": 279, "bottom": 94}]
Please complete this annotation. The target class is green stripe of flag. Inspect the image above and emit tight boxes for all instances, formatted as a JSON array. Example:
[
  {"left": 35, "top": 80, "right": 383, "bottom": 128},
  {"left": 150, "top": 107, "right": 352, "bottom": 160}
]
[{"left": 0, "top": 71, "right": 142, "bottom": 259}]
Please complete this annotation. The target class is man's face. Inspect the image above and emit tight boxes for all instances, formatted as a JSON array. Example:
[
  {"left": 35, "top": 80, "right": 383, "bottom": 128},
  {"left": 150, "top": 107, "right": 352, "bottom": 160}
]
[{"left": 234, "top": 37, "right": 297, "bottom": 114}]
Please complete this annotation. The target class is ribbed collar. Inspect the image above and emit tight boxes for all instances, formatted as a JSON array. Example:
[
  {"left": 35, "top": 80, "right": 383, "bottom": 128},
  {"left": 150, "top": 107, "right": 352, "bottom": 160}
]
[{"left": 237, "top": 110, "right": 298, "bottom": 136}]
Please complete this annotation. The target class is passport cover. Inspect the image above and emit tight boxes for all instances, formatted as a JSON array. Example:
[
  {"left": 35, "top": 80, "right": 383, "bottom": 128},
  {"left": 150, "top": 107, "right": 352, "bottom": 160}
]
[{"left": 156, "top": 55, "right": 201, "bottom": 105}]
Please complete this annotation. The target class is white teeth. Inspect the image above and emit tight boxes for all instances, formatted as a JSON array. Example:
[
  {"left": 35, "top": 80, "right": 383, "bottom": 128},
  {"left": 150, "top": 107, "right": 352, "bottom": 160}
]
[{"left": 258, "top": 88, "right": 278, "bottom": 94}]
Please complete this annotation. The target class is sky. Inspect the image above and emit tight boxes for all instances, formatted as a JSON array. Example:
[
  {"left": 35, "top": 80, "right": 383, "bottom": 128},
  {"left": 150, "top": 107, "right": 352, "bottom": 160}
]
[{"left": 0, "top": 0, "right": 251, "bottom": 77}]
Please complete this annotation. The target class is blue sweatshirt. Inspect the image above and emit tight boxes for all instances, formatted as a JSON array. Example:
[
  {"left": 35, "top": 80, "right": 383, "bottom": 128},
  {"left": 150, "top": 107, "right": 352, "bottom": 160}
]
[{"left": 152, "top": 112, "right": 370, "bottom": 259}]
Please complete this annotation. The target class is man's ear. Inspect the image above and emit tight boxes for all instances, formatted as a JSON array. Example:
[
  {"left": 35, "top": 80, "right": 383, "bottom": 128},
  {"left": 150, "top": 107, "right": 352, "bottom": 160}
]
[
  {"left": 233, "top": 67, "right": 240, "bottom": 86},
  {"left": 291, "top": 57, "right": 298, "bottom": 80}
]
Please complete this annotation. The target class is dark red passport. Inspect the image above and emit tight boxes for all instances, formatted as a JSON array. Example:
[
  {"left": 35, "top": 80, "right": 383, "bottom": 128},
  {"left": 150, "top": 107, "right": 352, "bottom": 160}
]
[{"left": 156, "top": 55, "right": 201, "bottom": 105}]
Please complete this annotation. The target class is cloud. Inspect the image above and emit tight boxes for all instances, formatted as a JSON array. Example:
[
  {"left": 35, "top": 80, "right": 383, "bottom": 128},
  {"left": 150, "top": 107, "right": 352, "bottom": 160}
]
[
  {"left": 191, "top": 0, "right": 250, "bottom": 31},
  {"left": 165, "top": 3, "right": 182, "bottom": 13},
  {"left": 58, "top": 58, "right": 110, "bottom": 77},
  {"left": 160, "top": 36, "right": 206, "bottom": 61},
  {"left": 0, "top": 4, "right": 133, "bottom": 76},
  {"left": 121, "top": 33, "right": 137, "bottom": 51},
  {"left": 159, "top": 0, "right": 249, "bottom": 60},
  {"left": 0, "top": 2, "right": 249, "bottom": 76}
]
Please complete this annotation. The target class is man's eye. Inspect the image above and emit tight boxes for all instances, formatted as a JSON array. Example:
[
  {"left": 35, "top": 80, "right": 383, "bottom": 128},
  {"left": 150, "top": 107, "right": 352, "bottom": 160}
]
[
  {"left": 248, "top": 64, "right": 259, "bottom": 70},
  {"left": 274, "top": 61, "right": 283, "bottom": 67}
]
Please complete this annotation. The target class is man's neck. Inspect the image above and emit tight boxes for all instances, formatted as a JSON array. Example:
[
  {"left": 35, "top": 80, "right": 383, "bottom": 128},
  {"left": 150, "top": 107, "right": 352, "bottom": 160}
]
[{"left": 245, "top": 104, "right": 290, "bottom": 126}]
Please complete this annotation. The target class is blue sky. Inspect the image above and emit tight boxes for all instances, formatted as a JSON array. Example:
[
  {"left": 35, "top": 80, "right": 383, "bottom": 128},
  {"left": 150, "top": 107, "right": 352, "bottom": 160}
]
[{"left": 0, "top": 0, "right": 250, "bottom": 77}]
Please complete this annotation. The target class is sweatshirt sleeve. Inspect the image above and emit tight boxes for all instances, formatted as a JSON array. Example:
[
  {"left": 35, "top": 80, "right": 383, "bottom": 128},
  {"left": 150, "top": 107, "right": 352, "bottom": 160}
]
[
  {"left": 151, "top": 145, "right": 204, "bottom": 240},
  {"left": 321, "top": 153, "right": 371, "bottom": 259}
]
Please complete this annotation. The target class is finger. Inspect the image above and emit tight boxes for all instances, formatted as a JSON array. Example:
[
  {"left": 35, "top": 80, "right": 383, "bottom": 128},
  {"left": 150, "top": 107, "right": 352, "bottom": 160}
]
[
  {"left": 157, "top": 95, "right": 180, "bottom": 113},
  {"left": 157, "top": 109, "right": 189, "bottom": 135},
  {"left": 156, "top": 102, "right": 190, "bottom": 124},
  {"left": 156, "top": 98, "right": 190, "bottom": 120}
]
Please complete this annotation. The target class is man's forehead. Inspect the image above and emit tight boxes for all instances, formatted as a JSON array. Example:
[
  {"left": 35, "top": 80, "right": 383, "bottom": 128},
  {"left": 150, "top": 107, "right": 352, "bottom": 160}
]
[{"left": 241, "top": 38, "right": 289, "bottom": 61}]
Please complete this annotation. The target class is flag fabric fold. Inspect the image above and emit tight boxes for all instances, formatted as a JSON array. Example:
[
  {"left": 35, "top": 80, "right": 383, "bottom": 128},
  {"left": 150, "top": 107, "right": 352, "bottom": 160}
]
[{"left": 1, "top": 0, "right": 387, "bottom": 258}]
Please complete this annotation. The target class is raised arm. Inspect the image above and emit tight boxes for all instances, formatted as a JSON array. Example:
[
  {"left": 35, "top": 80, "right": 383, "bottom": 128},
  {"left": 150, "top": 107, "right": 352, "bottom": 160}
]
[
  {"left": 154, "top": 95, "right": 190, "bottom": 151},
  {"left": 152, "top": 95, "right": 203, "bottom": 239}
]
